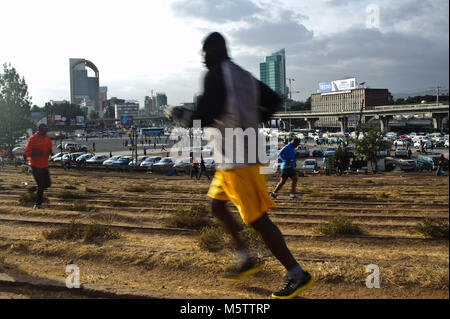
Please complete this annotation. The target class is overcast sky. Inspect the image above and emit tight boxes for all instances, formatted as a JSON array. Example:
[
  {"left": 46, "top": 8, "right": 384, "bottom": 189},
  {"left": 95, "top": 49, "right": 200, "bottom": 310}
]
[{"left": 0, "top": 0, "right": 448, "bottom": 108}]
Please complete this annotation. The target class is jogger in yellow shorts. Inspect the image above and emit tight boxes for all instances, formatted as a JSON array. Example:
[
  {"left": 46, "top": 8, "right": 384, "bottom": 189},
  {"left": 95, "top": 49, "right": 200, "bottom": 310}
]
[{"left": 166, "top": 32, "right": 314, "bottom": 299}]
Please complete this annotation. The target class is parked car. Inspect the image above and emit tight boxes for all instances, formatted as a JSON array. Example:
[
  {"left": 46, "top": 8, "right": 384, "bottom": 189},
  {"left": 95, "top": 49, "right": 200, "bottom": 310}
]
[
  {"left": 445, "top": 140, "right": 449, "bottom": 148},
  {"left": 103, "top": 155, "right": 124, "bottom": 166},
  {"left": 296, "top": 145, "right": 309, "bottom": 158},
  {"left": 398, "top": 159, "right": 418, "bottom": 172},
  {"left": 51, "top": 152, "right": 69, "bottom": 161},
  {"left": 203, "top": 157, "right": 216, "bottom": 169},
  {"left": 311, "top": 148, "right": 324, "bottom": 157},
  {"left": 173, "top": 157, "right": 192, "bottom": 168},
  {"left": 153, "top": 157, "right": 175, "bottom": 168},
  {"left": 140, "top": 156, "right": 162, "bottom": 168},
  {"left": 395, "top": 147, "right": 408, "bottom": 158},
  {"left": 417, "top": 155, "right": 439, "bottom": 171},
  {"left": 129, "top": 156, "right": 149, "bottom": 166},
  {"left": 301, "top": 159, "right": 319, "bottom": 172},
  {"left": 12, "top": 146, "right": 25, "bottom": 154},
  {"left": 76, "top": 153, "right": 93, "bottom": 162},
  {"left": 86, "top": 155, "right": 108, "bottom": 164},
  {"left": 325, "top": 147, "right": 337, "bottom": 157},
  {"left": 113, "top": 156, "right": 133, "bottom": 166}
]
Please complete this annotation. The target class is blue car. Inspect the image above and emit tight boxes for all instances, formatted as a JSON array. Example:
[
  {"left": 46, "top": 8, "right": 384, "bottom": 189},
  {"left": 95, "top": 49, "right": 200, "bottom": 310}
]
[
  {"left": 325, "top": 147, "right": 337, "bottom": 157},
  {"left": 103, "top": 155, "right": 124, "bottom": 166},
  {"left": 113, "top": 156, "right": 133, "bottom": 166}
]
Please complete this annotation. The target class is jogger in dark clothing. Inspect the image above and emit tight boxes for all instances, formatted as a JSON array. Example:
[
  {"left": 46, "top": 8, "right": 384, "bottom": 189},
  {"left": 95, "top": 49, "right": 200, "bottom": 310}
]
[{"left": 30, "top": 166, "right": 51, "bottom": 206}]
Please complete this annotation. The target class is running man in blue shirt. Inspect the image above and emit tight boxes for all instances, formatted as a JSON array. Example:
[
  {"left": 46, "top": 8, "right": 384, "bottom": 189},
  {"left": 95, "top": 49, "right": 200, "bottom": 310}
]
[{"left": 270, "top": 138, "right": 300, "bottom": 200}]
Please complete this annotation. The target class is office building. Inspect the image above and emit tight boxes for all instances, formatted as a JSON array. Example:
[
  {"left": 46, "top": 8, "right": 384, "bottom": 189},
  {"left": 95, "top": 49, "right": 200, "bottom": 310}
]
[
  {"left": 311, "top": 79, "right": 390, "bottom": 128},
  {"left": 69, "top": 58, "right": 100, "bottom": 111},
  {"left": 260, "top": 49, "right": 286, "bottom": 98},
  {"left": 114, "top": 100, "right": 139, "bottom": 120}
]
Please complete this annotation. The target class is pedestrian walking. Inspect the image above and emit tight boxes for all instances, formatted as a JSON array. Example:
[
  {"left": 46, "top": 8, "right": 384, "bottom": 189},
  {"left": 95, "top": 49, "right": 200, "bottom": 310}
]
[
  {"left": 270, "top": 138, "right": 299, "bottom": 200},
  {"left": 23, "top": 124, "right": 53, "bottom": 210},
  {"left": 165, "top": 32, "right": 313, "bottom": 299},
  {"left": 197, "top": 155, "right": 210, "bottom": 180},
  {"left": 436, "top": 154, "right": 445, "bottom": 176},
  {"left": 143, "top": 147, "right": 147, "bottom": 156}
]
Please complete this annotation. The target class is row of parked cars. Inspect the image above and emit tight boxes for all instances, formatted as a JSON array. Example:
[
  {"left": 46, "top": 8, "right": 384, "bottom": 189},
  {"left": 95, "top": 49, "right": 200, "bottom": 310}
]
[
  {"left": 50, "top": 152, "right": 216, "bottom": 169},
  {"left": 295, "top": 145, "right": 355, "bottom": 158},
  {"left": 397, "top": 154, "right": 449, "bottom": 172}
]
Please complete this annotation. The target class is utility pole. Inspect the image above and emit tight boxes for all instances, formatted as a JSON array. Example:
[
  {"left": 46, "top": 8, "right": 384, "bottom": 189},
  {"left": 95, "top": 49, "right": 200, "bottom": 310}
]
[{"left": 432, "top": 86, "right": 442, "bottom": 105}]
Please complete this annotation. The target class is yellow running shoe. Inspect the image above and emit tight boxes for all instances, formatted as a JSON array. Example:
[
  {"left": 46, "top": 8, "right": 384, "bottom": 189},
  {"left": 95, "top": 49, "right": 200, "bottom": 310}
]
[{"left": 221, "top": 258, "right": 265, "bottom": 282}]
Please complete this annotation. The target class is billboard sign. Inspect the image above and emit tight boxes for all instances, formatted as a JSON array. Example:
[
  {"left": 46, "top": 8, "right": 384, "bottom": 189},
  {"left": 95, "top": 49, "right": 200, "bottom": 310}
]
[
  {"left": 319, "top": 78, "right": 357, "bottom": 93},
  {"left": 76, "top": 116, "right": 84, "bottom": 124},
  {"left": 121, "top": 115, "right": 133, "bottom": 126},
  {"left": 319, "top": 82, "right": 332, "bottom": 93}
]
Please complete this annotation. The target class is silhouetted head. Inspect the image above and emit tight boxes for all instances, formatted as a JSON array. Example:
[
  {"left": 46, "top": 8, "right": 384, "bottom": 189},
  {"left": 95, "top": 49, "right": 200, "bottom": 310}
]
[
  {"left": 38, "top": 124, "right": 48, "bottom": 136},
  {"left": 291, "top": 138, "right": 300, "bottom": 148},
  {"left": 202, "top": 32, "right": 229, "bottom": 70}
]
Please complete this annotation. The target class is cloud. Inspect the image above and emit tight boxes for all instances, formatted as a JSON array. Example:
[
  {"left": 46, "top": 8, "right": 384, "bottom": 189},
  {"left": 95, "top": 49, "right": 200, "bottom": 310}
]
[{"left": 171, "top": 0, "right": 262, "bottom": 23}]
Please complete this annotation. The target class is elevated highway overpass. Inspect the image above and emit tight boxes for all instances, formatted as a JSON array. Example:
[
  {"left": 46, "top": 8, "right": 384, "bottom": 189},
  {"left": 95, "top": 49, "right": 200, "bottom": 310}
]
[{"left": 271, "top": 103, "right": 449, "bottom": 132}]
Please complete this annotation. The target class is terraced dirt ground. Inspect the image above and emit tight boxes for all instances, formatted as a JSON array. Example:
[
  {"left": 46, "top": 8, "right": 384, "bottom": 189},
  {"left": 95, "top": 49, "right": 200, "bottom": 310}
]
[{"left": 0, "top": 166, "right": 448, "bottom": 299}]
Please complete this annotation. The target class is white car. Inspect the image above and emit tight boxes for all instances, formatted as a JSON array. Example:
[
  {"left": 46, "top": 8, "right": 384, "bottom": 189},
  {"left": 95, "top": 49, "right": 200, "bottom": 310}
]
[
  {"left": 140, "top": 156, "right": 162, "bottom": 168},
  {"left": 173, "top": 157, "right": 192, "bottom": 168},
  {"left": 301, "top": 159, "right": 319, "bottom": 172},
  {"left": 129, "top": 156, "right": 149, "bottom": 166},
  {"left": 103, "top": 155, "right": 123, "bottom": 166},
  {"left": 12, "top": 146, "right": 25, "bottom": 154},
  {"left": 445, "top": 140, "right": 449, "bottom": 148},
  {"left": 86, "top": 155, "right": 108, "bottom": 164},
  {"left": 153, "top": 157, "right": 175, "bottom": 168},
  {"left": 51, "top": 152, "right": 69, "bottom": 161}
]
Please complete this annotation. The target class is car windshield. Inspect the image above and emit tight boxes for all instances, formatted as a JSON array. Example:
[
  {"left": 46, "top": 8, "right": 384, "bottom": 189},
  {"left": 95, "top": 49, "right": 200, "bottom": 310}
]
[{"left": 305, "top": 160, "right": 316, "bottom": 165}]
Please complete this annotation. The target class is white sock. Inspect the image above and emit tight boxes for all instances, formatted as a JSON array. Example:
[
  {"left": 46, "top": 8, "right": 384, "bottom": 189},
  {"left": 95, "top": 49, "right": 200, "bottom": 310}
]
[{"left": 235, "top": 249, "right": 251, "bottom": 262}]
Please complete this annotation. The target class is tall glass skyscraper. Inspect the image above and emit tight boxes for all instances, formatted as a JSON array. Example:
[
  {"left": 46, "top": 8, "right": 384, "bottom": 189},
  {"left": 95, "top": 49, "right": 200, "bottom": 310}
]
[
  {"left": 259, "top": 49, "right": 286, "bottom": 98},
  {"left": 69, "top": 58, "right": 100, "bottom": 111}
]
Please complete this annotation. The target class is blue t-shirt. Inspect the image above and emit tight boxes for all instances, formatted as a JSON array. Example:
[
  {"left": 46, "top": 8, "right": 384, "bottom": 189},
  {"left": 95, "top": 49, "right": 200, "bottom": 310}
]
[{"left": 279, "top": 143, "right": 296, "bottom": 169}]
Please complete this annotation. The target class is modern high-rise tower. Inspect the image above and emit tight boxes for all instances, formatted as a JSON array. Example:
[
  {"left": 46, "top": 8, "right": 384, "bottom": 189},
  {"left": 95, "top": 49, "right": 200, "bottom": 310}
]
[
  {"left": 69, "top": 58, "right": 100, "bottom": 111},
  {"left": 259, "top": 49, "right": 286, "bottom": 98}
]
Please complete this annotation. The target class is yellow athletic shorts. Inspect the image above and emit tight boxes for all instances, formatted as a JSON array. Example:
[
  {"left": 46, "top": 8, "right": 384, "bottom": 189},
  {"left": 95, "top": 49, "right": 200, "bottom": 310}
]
[{"left": 207, "top": 164, "right": 275, "bottom": 225}]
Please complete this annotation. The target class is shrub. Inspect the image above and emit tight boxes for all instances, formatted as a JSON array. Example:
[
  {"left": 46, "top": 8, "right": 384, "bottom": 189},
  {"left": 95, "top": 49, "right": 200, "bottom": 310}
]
[
  {"left": 42, "top": 221, "right": 120, "bottom": 243},
  {"left": 109, "top": 200, "right": 129, "bottom": 207},
  {"left": 198, "top": 226, "right": 225, "bottom": 252},
  {"left": 413, "top": 218, "right": 449, "bottom": 239},
  {"left": 56, "top": 191, "right": 86, "bottom": 200},
  {"left": 313, "top": 215, "right": 363, "bottom": 236},
  {"left": 124, "top": 185, "right": 147, "bottom": 192},
  {"left": 166, "top": 205, "right": 212, "bottom": 229},
  {"left": 85, "top": 187, "right": 102, "bottom": 193},
  {"left": 19, "top": 192, "right": 47, "bottom": 204}
]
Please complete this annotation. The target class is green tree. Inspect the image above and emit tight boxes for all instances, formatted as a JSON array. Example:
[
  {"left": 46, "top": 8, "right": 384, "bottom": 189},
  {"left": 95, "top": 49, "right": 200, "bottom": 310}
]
[
  {"left": 41, "top": 101, "right": 84, "bottom": 124},
  {"left": 352, "top": 125, "right": 390, "bottom": 173},
  {"left": 89, "top": 110, "right": 99, "bottom": 120},
  {"left": 0, "top": 63, "right": 34, "bottom": 151},
  {"left": 104, "top": 105, "right": 115, "bottom": 118}
]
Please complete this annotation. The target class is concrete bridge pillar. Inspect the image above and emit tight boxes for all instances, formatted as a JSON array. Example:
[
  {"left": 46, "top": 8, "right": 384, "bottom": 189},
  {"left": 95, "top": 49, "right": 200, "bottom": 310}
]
[
  {"left": 430, "top": 113, "right": 447, "bottom": 133},
  {"left": 306, "top": 118, "right": 319, "bottom": 130},
  {"left": 338, "top": 116, "right": 348, "bottom": 133},
  {"left": 375, "top": 115, "right": 393, "bottom": 133}
]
